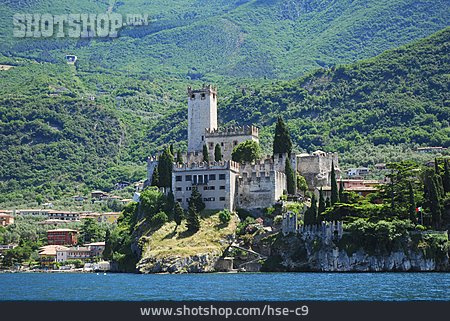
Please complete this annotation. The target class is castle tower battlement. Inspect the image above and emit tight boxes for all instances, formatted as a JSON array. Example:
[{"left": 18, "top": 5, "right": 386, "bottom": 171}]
[
  {"left": 205, "top": 125, "right": 259, "bottom": 138},
  {"left": 173, "top": 160, "right": 240, "bottom": 172}
]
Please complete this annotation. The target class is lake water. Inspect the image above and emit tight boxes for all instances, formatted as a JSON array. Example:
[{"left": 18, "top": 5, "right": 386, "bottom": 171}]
[{"left": 0, "top": 272, "right": 449, "bottom": 301}]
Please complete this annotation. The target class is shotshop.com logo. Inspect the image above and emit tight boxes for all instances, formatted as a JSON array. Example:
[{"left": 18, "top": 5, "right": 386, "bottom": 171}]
[{"left": 13, "top": 13, "right": 149, "bottom": 38}]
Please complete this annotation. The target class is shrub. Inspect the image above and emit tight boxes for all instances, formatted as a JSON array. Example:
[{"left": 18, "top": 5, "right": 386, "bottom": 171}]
[
  {"left": 150, "top": 212, "right": 168, "bottom": 228},
  {"left": 218, "top": 209, "right": 232, "bottom": 224}
]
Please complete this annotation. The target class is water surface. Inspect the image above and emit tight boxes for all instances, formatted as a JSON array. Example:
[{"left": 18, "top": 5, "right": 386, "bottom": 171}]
[{"left": 0, "top": 272, "right": 448, "bottom": 301}]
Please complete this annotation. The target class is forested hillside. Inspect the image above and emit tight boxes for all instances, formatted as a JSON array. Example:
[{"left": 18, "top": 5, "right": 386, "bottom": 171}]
[{"left": 0, "top": 0, "right": 448, "bottom": 78}]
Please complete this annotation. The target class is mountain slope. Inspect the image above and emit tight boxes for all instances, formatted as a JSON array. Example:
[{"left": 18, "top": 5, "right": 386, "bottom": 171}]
[{"left": 0, "top": 0, "right": 448, "bottom": 78}]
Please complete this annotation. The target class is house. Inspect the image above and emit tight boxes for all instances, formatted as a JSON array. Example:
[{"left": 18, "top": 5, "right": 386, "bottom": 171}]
[
  {"left": 0, "top": 212, "right": 14, "bottom": 227},
  {"left": 0, "top": 244, "right": 17, "bottom": 253},
  {"left": 417, "top": 146, "right": 445, "bottom": 153},
  {"left": 56, "top": 246, "right": 91, "bottom": 263},
  {"left": 316, "top": 179, "right": 382, "bottom": 198},
  {"left": 85, "top": 241, "right": 106, "bottom": 257},
  {"left": 16, "top": 209, "right": 50, "bottom": 216},
  {"left": 47, "top": 210, "right": 80, "bottom": 221},
  {"left": 65, "top": 55, "right": 77, "bottom": 64},
  {"left": 39, "top": 245, "right": 68, "bottom": 266},
  {"left": 99, "top": 212, "right": 121, "bottom": 224},
  {"left": 374, "top": 163, "right": 387, "bottom": 170},
  {"left": 91, "top": 190, "right": 109, "bottom": 200},
  {"left": 47, "top": 229, "right": 78, "bottom": 245},
  {"left": 346, "top": 167, "right": 370, "bottom": 177}
]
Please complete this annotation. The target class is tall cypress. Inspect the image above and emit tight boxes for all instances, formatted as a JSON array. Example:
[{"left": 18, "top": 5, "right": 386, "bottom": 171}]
[
  {"left": 151, "top": 167, "right": 159, "bottom": 187},
  {"left": 189, "top": 186, "right": 205, "bottom": 212},
  {"left": 304, "top": 194, "right": 318, "bottom": 226},
  {"left": 330, "top": 161, "right": 339, "bottom": 205},
  {"left": 285, "top": 158, "right": 296, "bottom": 195},
  {"left": 408, "top": 182, "right": 417, "bottom": 224},
  {"left": 173, "top": 202, "right": 184, "bottom": 227},
  {"left": 424, "top": 169, "right": 442, "bottom": 229},
  {"left": 176, "top": 150, "right": 183, "bottom": 164},
  {"left": 443, "top": 159, "right": 450, "bottom": 193},
  {"left": 339, "top": 180, "right": 345, "bottom": 203},
  {"left": 203, "top": 144, "right": 209, "bottom": 162},
  {"left": 434, "top": 158, "right": 440, "bottom": 175},
  {"left": 169, "top": 144, "right": 174, "bottom": 156},
  {"left": 186, "top": 202, "right": 201, "bottom": 232},
  {"left": 273, "top": 117, "right": 292, "bottom": 156},
  {"left": 214, "top": 144, "right": 222, "bottom": 162},
  {"left": 318, "top": 187, "right": 326, "bottom": 215},
  {"left": 325, "top": 197, "right": 331, "bottom": 208},
  {"left": 158, "top": 147, "right": 174, "bottom": 189}
]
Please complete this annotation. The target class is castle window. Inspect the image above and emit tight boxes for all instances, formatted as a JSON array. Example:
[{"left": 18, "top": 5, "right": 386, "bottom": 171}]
[
  {"left": 175, "top": 175, "right": 182, "bottom": 182},
  {"left": 201, "top": 93, "right": 206, "bottom": 100},
  {"left": 209, "top": 142, "right": 214, "bottom": 149},
  {"left": 185, "top": 175, "right": 192, "bottom": 181},
  {"left": 233, "top": 141, "right": 238, "bottom": 146},
  {"left": 176, "top": 198, "right": 182, "bottom": 202},
  {"left": 220, "top": 186, "right": 225, "bottom": 190},
  {"left": 213, "top": 93, "right": 216, "bottom": 100},
  {"left": 209, "top": 174, "right": 216, "bottom": 180},
  {"left": 186, "top": 187, "right": 192, "bottom": 191},
  {"left": 219, "top": 174, "right": 226, "bottom": 180},
  {"left": 202, "top": 136, "right": 204, "bottom": 141},
  {"left": 221, "top": 142, "right": 224, "bottom": 146},
  {"left": 219, "top": 197, "right": 225, "bottom": 201},
  {"left": 176, "top": 187, "right": 182, "bottom": 191},
  {"left": 190, "top": 94, "right": 195, "bottom": 99}
]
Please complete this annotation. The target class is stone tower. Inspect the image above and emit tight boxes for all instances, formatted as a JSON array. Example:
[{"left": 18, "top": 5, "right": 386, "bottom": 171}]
[{"left": 187, "top": 85, "right": 218, "bottom": 153}]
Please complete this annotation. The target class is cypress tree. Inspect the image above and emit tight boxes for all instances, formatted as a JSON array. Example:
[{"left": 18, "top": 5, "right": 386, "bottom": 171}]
[
  {"left": 408, "top": 182, "right": 417, "bottom": 224},
  {"left": 186, "top": 202, "right": 201, "bottom": 232},
  {"left": 443, "top": 159, "right": 450, "bottom": 193},
  {"left": 318, "top": 187, "right": 326, "bottom": 215},
  {"left": 103, "top": 229, "right": 112, "bottom": 260},
  {"left": 151, "top": 167, "right": 159, "bottom": 187},
  {"left": 157, "top": 147, "right": 174, "bottom": 189},
  {"left": 304, "top": 194, "right": 318, "bottom": 226},
  {"left": 173, "top": 202, "right": 184, "bottom": 227},
  {"left": 169, "top": 144, "right": 174, "bottom": 156},
  {"left": 176, "top": 150, "right": 183, "bottom": 164},
  {"left": 435, "top": 158, "right": 440, "bottom": 175},
  {"left": 273, "top": 117, "right": 292, "bottom": 156},
  {"left": 325, "top": 197, "right": 331, "bottom": 208},
  {"left": 330, "top": 161, "right": 339, "bottom": 205},
  {"left": 424, "top": 169, "right": 442, "bottom": 229},
  {"left": 339, "top": 180, "right": 345, "bottom": 203},
  {"left": 189, "top": 186, "right": 205, "bottom": 212},
  {"left": 203, "top": 144, "right": 209, "bottom": 162},
  {"left": 285, "top": 158, "right": 296, "bottom": 195},
  {"left": 214, "top": 144, "right": 222, "bottom": 162}
]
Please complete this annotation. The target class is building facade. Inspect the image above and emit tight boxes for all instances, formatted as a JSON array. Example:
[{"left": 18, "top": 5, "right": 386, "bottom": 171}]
[{"left": 47, "top": 229, "right": 78, "bottom": 245}]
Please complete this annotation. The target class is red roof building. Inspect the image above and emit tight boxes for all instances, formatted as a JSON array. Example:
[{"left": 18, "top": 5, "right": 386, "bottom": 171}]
[{"left": 47, "top": 229, "right": 78, "bottom": 245}]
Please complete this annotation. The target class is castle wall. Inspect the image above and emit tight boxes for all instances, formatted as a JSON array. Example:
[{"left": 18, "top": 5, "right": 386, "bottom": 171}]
[
  {"left": 296, "top": 152, "right": 339, "bottom": 189},
  {"left": 204, "top": 125, "right": 259, "bottom": 161},
  {"left": 236, "top": 164, "right": 286, "bottom": 210}
]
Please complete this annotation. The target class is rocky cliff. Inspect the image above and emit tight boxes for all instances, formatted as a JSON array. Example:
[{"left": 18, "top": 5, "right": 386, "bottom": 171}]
[{"left": 263, "top": 232, "right": 450, "bottom": 272}]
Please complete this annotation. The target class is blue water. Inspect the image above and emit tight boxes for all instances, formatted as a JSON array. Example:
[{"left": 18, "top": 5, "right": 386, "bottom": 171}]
[{"left": 0, "top": 273, "right": 449, "bottom": 301}]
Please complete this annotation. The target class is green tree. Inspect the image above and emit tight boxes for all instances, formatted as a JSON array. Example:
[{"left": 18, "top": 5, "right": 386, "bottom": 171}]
[
  {"left": 232, "top": 140, "right": 261, "bottom": 163},
  {"left": 139, "top": 187, "right": 165, "bottom": 219},
  {"left": 169, "top": 144, "right": 174, "bottom": 156},
  {"left": 158, "top": 147, "right": 174, "bottom": 189},
  {"left": 304, "top": 194, "right": 318, "bottom": 225},
  {"left": 165, "top": 191, "right": 175, "bottom": 219},
  {"left": 189, "top": 186, "right": 205, "bottom": 212},
  {"left": 186, "top": 202, "right": 201, "bottom": 232},
  {"left": 325, "top": 197, "right": 331, "bottom": 208},
  {"left": 285, "top": 158, "right": 296, "bottom": 195},
  {"left": 435, "top": 158, "right": 440, "bottom": 175},
  {"left": 219, "top": 209, "right": 232, "bottom": 224},
  {"left": 176, "top": 150, "right": 183, "bottom": 164},
  {"left": 296, "top": 174, "right": 308, "bottom": 195},
  {"left": 318, "top": 188, "right": 326, "bottom": 215},
  {"left": 273, "top": 117, "right": 292, "bottom": 155},
  {"left": 339, "top": 180, "right": 345, "bottom": 203},
  {"left": 424, "top": 169, "right": 442, "bottom": 229},
  {"left": 214, "top": 144, "right": 222, "bottom": 162},
  {"left": 443, "top": 159, "right": 450, "bottom": 193},
  {"left": 103, "top": 229, "right": 113, "bottom": 260},
  {"left": 81, "top": 218, "right": 102, "bottom": 243},
  {"left": 330, "top": 161, "right": 339, "bottom": 205},
  {"left": 151, "top": 167, "right": 159, "bottom": 187},
  {"left": 408, "top": 182, "right": 417, "bottom": 224},
  {"left": 203, "top": 144, "right": 209, "bottom": 162},
  {"left": 150, "top": 212, "right": 168, "bottom": 228},
  {"left": 173, "top": 202, "right": 184, "bottom": 227},
  {"left": 35, "top": 194, "right": 44, "bottom": 206}
]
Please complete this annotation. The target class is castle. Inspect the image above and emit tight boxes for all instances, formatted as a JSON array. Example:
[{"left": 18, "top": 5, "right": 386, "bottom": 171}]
[{"left": 147, "top": 85, "right": 339, "bottom": 212}]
